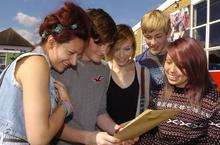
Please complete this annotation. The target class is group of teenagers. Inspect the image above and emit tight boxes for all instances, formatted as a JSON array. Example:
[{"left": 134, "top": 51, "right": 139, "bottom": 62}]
[{"left": 0, "top": 1, "right": 219, "bottom": 145}]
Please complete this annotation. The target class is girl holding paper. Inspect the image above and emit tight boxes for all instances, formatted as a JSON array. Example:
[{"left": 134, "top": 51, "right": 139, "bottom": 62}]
[{"left": 137, "top": 37, "right": 220, "bottom": 145}]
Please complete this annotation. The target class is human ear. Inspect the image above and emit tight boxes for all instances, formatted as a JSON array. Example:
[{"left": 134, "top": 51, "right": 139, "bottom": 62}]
[{"left": 47, "top": 35, "right": 57, "bottom": 49}]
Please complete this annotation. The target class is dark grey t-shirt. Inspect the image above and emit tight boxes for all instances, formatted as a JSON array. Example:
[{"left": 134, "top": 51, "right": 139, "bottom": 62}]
[{"left": 52, "top": 60, "right": 110, "bottom": 145}]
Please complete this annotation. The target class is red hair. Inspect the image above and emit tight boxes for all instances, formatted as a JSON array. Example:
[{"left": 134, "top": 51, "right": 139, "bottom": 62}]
[
  {"left": 166, "top": 37, "right": 214, "bottom": 105},
  {"left": 39, "top": 2, "right": 91, "bottom": 43}
]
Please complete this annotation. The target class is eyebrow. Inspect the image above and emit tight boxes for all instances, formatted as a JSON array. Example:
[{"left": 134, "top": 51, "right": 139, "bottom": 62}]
[
  {"left": 155, "top": 33, "right": 163, "bottom": 36},
  {"left": 68, "top": 48, "right": 76, "bottom": 53}
]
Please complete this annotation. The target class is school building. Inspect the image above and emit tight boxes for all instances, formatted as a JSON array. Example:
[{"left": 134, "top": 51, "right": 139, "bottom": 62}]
[
  {"left": 0, "top": 28, "right": 33, "bottom": 73},
  {"left": 133, "top": 0, "right": 220, "bottom": 89}
]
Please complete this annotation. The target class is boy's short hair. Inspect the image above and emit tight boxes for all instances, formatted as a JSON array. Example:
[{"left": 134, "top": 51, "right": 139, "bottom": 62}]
[
  {"left": 86, "top": 8, "right": 117, "bottom": 45},
  {"left": 141, "top": 10, "right": 171, "bottom": 35}
]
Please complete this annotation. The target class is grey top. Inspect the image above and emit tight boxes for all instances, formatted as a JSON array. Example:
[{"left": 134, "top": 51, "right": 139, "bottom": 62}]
[{"left": 52, "top": 60, "right": 110, "bottom": 145}]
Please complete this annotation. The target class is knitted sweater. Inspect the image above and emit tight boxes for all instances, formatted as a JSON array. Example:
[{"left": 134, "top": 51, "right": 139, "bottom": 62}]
[{"left": 137, "top": 85, "right": 220, "bottom": 145}]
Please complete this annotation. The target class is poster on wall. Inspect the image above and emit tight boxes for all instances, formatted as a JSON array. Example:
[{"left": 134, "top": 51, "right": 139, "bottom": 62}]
[{"left": 170, "top": 7, "right": 190, "bottom": 41}]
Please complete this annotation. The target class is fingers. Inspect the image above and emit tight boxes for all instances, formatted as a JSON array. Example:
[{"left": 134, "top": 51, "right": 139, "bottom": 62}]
[
  {"left": 114, "top": 124, "right": 121, "bottom": 130},
  {"left": 103, "top": 133, "right": 120, "bottom": 143},
  {"left": 121, "top": 137, "right": 139, "bottom": 145},
  {"left": 54, "top": 81, "right": 64, "bottom": 92},
  {"left": 54, "top": 80, "right": 70, "bottom": 101},
  {"left": 54, "top": 80, "right": 66, "bottom": 89},
  {"left": 114, "top": 124, "right": 121, "bottom": 134},
  {"left": 134, "top": 137, "right": 139, "bottom": 142},
  {"left": 96, "top": 132, "right": 121, "bottom": 145}
]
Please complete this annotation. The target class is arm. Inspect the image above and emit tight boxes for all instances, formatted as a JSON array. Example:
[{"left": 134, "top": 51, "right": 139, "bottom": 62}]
[
  {"left": 97, "top": 113, "right": 117, "bottom": 135},
  {"left": 96, "top": 65, "right": 118, "bottom": 135},
  {"left": 16, "top": 56, "right": 66, "bottom": 145},
  {"left": 59, "top": 124, "right": 120, "bottom": 145}
]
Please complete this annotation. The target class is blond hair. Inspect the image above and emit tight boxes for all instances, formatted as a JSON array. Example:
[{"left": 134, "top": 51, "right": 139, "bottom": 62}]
[{"left": 141, "top": 10, "right": 171, "bottom": 35}]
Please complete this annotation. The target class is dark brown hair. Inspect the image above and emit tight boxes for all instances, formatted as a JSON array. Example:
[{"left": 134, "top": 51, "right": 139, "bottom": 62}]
[
  {"left": 164, "top": 37, "right": 214, "bottom": 105},
  {"left": 107, "top": 24, "right": 136, "bottom": 60},
  {"left": 86, "top": 8, "right": 117, "bottom": 45},
  {"left": 39, "top": 2, "right": 91, "bottom": 44}
]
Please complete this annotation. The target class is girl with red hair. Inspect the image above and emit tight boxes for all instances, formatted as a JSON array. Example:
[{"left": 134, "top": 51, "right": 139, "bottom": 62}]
[{"left": 137, "top": 37, "right": 220, "bottom": 145}]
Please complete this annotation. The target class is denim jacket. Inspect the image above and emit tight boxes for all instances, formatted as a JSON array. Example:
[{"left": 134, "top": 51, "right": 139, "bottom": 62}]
[{"left": 0, "top": 46, "right": 58, "bottom": 141}]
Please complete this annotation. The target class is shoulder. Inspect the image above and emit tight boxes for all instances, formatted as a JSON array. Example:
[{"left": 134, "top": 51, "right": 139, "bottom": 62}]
[
  {"left": 135, "top": 62, "right": 149, "bottom": 73},
  {"left": 100, "top": 60, "right": 110, "bottom": 71},
  {"left": 16, "top": 55, "right": 50, "bottom": 84},
  {"left": 157, "top": 83, "right": 165, "bottom": 91},
  {"left": 101, "top": 60, "right": 108, "bottom": 66},
  {"left": 17, "top": 55, "right": 49, "bottom": 71},
  {"left": 203, "top": 87, "right": 220, "bottom": 103}
]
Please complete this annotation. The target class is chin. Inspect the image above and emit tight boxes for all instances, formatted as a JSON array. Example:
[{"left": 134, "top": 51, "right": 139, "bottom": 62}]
[
  {"left": 117, "top": 63, "right": 126, "bottom": 67},
  {"left": 92, "top": 58, "right": 102, "bottom": 63},
  {"left": 54, "top": 66, "right": 65, "bottom": 74},
  {"left": 117, "top": 60, "right": 129, "bottom": 66},
  {"left": 168, "top": 80, "right": 178, "bottom": 85}
]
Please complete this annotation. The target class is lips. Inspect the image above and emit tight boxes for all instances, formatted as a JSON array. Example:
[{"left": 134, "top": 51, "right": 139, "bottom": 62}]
[
  {"left": 97, "top": 54, "right": 104, "bottom": 58},
  {"left": 166, "top": 74, "right": 179, "bottom": 81},
  {"left": 115, "top": 56, "right": 127, "bottom": 62},
  {"left": 117, "top": 59, "right": 126, "bottom": 62}
]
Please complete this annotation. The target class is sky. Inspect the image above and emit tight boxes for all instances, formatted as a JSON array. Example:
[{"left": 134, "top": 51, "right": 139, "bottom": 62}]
[{"left": 0, "top": 0, "right": 164, "bottom": 44}]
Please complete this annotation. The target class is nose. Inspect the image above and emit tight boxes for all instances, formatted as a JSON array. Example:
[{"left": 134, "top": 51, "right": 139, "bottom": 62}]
[
  {"left": 169, "top": 63, "right": 176, "bottom": 73},
  {"left": 150, "top": 38, "right": 156, "bottom": 45},
  {"left": 100, "top": 44, "right": 109, "bottom": 55},
  {"left": 118, "top": 49, "right": 124, "bottom": 57},
  {"left": 69, "top": 54, "right": 77, "bottom": 66}
]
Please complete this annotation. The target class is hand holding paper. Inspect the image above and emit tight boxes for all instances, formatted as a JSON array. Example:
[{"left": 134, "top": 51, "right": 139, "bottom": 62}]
[{"left": 114, "top": 109, "right": 181, "bottom": 141}]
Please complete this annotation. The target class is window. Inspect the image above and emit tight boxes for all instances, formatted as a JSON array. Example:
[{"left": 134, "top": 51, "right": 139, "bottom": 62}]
[
  {"left": 193, "top": 0, "right": 207, "bottom": 27},
  {"left": 193, "top": 26, "right": 206, "bottom": 47},
  {"left": 209, "top": 50, "right": 220, "bottom": 70},
  {"left": 191, "top": 0, "right": 220, "bottom": 70},
  {"left": 210, "top": 0, "right": 220, "bottom": 22},
  {"left": 0, "top": 53, "right": 6, "bottom": 72},
  {"left": 210, "top": 22, "right": 220, "bottom": 47},
  {"left": 0, "top": 53, "right": 6, "bottom": 65}
]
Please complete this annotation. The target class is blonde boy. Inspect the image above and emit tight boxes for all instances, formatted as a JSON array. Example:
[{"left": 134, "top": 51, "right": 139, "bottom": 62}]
[{"left": 136, "top": 10, "right": 171, "bottom": 97}]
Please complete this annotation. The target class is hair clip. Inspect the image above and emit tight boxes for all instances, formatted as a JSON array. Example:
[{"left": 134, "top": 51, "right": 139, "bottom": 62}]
[
  {"left": 41, "top": 30, "right": 49, "bottom": 38},
  {"left": 52, "top": 24, "right": 63, "bottom": 34},
  {"left": 41, "top": 23, "right": 78, "bottom": 38},
  {"left": 71, "top": 24, "right": 78, "bottom": 30}
]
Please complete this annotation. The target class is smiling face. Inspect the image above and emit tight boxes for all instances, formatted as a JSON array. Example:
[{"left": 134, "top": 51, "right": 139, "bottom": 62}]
[
  {"left": 113, "top": 40, "right": 134, "bottom": 67},
  {"left": 164, "top": 54, "right": 188, "bottom": 88},
  {"left": 144, "top": 31, "right": 169, "bottom": 54},
  {"left": 82, "top": 38, "right": 111, "bottom": 63},
  {"left": 49, "top": 37, "right": 85, "bottom": 73}
]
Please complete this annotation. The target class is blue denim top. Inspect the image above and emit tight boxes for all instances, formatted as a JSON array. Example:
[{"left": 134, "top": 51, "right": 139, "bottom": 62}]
[{"left": 0, "top": 46, "right": 58, "bottom": 141}]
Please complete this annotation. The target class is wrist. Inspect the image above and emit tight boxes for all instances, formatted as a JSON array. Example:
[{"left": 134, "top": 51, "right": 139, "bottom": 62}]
[{"left": 84, "top": 131, "right": 97, "bottom": 145}]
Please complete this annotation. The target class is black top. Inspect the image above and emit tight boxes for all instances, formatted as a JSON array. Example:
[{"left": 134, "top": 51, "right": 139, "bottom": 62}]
[{"left": 107, "top": 70, "right": 139, "bottom": 124}]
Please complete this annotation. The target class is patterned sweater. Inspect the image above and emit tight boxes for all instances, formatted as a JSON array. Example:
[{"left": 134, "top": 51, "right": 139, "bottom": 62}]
[{"left": 137, "top": 85, "right": 220, "bottom": 145}]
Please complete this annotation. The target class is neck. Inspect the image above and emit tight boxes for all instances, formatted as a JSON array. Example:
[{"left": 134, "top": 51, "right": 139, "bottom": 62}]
[
  {"left": 81, "top": 53, "right": 91, "bottom": 62},
  {"left": 40, "top": 43, "right": 46, "bottom": 51},
  {"left": 111, "top": 60, "right": 134, "bottom": 73},
  {"left": 149, "top": 42, "right": 169, "bottom": 55},
  {"left": 38, "top": 44, "right": 49, "bottom": 58},
  {"left": 175, "top": 81, "right": 188, "bottom": 88},
  {"left": 150, "top": 47, "right": 166, "bottom": 55}
]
